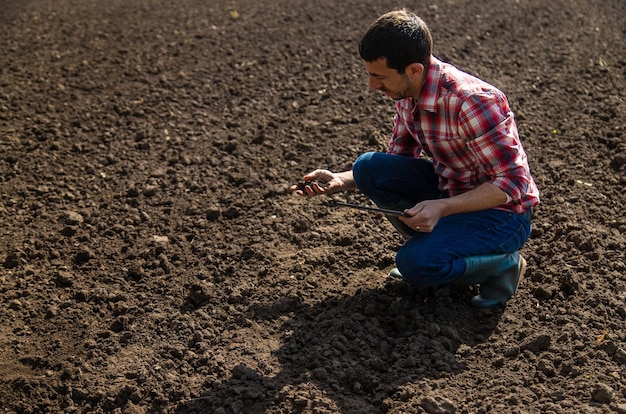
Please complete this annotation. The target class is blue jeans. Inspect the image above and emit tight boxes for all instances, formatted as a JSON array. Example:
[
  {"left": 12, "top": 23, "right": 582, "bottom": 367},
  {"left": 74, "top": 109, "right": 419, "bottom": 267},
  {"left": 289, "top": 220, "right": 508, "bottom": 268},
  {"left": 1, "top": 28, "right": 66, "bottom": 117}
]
[{"left": 352, "top": 152, "right": 532, "bottom": 286}]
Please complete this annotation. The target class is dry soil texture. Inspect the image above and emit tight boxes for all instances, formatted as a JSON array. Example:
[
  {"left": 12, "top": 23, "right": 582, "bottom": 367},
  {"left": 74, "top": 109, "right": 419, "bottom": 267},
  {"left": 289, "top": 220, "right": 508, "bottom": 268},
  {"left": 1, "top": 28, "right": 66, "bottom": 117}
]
[{"left": 1, "top": 0, "right": 625, "bottom": 413}]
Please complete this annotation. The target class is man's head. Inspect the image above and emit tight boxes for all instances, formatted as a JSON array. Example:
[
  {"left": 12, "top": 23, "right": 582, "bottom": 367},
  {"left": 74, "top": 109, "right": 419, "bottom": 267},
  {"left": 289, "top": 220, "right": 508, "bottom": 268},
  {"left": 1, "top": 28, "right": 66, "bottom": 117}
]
[
  {"left": 359, "top": 10, "right": 432, "bottom": 72},
  {"left": 359, "top": 10, "right": 433, "bottom": 100}
]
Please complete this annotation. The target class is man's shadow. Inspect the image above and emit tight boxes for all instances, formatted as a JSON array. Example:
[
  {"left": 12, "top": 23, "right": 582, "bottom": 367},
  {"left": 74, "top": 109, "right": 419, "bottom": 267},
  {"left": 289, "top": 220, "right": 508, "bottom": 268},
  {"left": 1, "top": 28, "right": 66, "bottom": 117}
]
[{"left": 174, "top": 279, "right": 503, "bottom": 413}]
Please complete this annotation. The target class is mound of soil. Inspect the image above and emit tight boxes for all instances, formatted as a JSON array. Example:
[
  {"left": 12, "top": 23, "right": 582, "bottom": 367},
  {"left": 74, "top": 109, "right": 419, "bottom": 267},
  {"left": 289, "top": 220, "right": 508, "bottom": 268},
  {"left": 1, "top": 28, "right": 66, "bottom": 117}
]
[{"left": 1, "top": 0, "right": 625, "bottom": 413}]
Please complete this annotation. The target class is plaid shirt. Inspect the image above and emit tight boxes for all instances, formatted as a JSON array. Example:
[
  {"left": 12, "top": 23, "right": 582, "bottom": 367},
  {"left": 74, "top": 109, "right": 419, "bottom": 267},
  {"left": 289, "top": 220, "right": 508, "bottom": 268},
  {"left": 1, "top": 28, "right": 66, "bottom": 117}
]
[{"left": 388, "top": 56, "right": 540, "bottom": 213}]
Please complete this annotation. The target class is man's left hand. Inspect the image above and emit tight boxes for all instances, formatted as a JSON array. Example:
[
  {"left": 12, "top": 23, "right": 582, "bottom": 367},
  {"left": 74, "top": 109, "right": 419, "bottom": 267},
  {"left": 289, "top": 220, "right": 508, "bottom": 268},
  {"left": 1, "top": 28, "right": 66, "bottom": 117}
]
[{"left": 399, "top": 199, "right": 446, "bottom": 233}]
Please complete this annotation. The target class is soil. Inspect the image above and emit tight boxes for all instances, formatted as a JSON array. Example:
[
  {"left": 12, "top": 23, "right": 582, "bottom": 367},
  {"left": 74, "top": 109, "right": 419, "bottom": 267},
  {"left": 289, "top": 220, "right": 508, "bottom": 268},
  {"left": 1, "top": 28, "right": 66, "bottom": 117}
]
[{"left": 1, "top": 0, "right": 625, "bottom": 413}]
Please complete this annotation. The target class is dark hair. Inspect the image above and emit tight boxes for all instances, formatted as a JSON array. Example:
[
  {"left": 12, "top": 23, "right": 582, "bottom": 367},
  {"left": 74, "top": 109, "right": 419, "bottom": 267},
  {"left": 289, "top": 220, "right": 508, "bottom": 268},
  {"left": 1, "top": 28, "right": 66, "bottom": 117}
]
[{"left": 358, "top": 10, "right": 433, "bottom": 73}]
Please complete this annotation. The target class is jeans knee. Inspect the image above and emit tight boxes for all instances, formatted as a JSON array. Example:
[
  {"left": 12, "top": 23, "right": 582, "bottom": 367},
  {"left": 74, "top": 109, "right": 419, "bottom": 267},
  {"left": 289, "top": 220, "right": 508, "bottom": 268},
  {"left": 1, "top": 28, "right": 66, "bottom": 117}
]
[
  {"left": 352, "top": 151, "right": 376, "bottom": 190},
  {"left": 396, "top": 244, "right": 459, "bottom": 286}
]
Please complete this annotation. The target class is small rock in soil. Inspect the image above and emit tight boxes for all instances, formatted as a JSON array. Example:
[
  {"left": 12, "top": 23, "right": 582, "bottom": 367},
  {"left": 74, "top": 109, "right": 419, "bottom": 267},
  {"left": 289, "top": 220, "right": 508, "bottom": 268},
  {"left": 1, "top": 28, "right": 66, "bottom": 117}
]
[
  {"left": 54, "top": 270, "right": 74, "bottom": 287},
  {"left": 591, "top": 383, "right": 614, "bottom": 403},
  {"left": 419, "top": 396, "right": 456, "bottom": 414},
  {"left": 64, "top": 210, "right": 84, "bottom": 225},
  {"left": 521, "top": 333, "right": 551, "bottom": 354}
]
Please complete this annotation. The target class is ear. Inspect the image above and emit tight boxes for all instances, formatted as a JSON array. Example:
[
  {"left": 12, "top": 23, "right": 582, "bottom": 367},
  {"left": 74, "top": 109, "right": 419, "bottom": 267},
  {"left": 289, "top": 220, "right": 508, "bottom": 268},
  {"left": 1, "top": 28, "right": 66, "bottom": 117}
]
[{"left": 405, "top": 63, "right": 425, "bottom": 80}]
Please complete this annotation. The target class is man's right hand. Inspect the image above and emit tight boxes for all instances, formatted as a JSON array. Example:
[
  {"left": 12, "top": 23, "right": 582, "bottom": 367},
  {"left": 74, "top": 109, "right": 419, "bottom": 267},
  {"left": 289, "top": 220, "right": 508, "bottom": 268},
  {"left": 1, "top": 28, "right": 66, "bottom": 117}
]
[{"left": 290, "top": 169, "right": 356, "bottom": 197}]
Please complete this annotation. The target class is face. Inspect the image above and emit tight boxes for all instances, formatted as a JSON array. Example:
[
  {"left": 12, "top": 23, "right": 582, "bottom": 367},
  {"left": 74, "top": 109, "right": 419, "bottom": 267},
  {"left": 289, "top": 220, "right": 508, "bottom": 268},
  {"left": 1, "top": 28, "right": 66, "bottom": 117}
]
[{"left": 364, "top": 58, "right": 424, "bottom": 100}]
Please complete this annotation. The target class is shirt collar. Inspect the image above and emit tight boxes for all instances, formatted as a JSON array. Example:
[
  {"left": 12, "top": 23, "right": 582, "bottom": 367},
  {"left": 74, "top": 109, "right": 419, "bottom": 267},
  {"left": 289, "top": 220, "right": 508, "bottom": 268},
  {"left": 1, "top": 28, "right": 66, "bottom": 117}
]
[{"left": 416, "top": 55, "right": 442, "bottom": 113}]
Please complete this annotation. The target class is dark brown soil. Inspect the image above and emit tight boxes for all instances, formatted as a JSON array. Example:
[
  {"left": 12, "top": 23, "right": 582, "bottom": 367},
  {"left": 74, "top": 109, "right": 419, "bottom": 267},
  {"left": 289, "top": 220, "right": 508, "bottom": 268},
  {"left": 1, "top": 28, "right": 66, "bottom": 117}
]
[{"left": 1, "top": 0, "right": 625, "bottom": 413}]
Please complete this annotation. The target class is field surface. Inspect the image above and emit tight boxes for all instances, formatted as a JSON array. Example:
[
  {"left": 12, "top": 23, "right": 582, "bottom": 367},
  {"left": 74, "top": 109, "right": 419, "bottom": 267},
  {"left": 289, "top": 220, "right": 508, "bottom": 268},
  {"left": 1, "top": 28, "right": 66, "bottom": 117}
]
[{"left": 1, "top": 0, "right": 625, "bottom": 413}]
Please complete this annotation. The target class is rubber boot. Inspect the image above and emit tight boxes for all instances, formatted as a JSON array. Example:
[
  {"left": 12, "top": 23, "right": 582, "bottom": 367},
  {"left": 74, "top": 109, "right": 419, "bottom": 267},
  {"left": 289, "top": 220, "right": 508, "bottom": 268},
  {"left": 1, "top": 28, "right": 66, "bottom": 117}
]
[
  {"left": 388, "top": 267, "right": 403, "bottom": 279},
  {"left": 454, "top": 252, "right": 526, "bottom": 309}
]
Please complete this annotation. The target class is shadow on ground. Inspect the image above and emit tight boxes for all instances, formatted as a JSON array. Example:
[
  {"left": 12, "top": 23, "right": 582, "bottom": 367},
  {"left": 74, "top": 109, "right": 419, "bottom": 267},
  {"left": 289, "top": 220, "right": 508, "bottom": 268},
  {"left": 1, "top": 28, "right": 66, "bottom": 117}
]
[{"left": 175, "top": 281, "right": 502, "bottom": 413}]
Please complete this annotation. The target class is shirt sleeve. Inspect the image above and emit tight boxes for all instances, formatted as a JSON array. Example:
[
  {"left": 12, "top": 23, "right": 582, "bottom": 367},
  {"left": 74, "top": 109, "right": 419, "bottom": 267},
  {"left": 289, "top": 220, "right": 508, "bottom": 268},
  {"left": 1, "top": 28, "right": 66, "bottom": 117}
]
[{"left": 460, "top": 94, "right": 533, "bottom": 204}]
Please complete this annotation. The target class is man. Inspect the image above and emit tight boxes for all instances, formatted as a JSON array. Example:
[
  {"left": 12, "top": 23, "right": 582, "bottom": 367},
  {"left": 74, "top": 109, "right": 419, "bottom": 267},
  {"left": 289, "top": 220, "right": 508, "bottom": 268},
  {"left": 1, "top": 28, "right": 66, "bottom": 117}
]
[{"left": 291, "top": 10, "right": 539, "bottom": 309}]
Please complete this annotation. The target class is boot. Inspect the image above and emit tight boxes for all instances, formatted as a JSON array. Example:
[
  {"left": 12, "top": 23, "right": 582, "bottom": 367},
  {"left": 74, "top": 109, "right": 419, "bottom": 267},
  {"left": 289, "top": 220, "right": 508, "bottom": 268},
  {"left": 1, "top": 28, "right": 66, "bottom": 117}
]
[
  {"left": 388, "top": 268, "right": 403, "bottom": 279},
  {"left": 454, "top": 252, "right": 526, "bottom": 309}
]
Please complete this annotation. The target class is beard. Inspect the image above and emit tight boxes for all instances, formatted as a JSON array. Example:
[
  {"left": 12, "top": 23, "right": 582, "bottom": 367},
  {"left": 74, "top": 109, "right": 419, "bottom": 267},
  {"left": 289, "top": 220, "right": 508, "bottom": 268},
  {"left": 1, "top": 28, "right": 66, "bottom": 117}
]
[{"left": 380, "top": 87, "right": 409, "bottom": 100}]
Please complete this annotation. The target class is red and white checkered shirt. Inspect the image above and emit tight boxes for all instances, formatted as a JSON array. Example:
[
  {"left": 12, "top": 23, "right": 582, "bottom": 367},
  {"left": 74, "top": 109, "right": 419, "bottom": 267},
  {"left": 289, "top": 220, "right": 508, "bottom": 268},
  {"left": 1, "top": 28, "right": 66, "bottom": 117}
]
[{"left": 388, "top": 56, "right": 540, "bottom": 213}]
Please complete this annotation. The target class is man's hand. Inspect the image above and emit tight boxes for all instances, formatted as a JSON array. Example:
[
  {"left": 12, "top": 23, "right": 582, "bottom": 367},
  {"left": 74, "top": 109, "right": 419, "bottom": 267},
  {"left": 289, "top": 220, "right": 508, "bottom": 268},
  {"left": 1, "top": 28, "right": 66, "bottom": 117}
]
[
  {"left": 290, "top": 169, "right": 356, "bottom": 197},
  {"left": 399, "top": 199, "right": 446, "bottom": 233}
]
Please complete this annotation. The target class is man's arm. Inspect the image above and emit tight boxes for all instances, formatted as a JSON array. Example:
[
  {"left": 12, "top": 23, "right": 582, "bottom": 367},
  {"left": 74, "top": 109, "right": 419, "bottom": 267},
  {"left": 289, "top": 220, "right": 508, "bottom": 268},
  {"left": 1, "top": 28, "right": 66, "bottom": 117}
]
[
  {"left": 439, "top": 182, "right": 508, "bottom": 216},
  {"left": 399, "top": 182, "right": 507, "bottom": 232}
]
